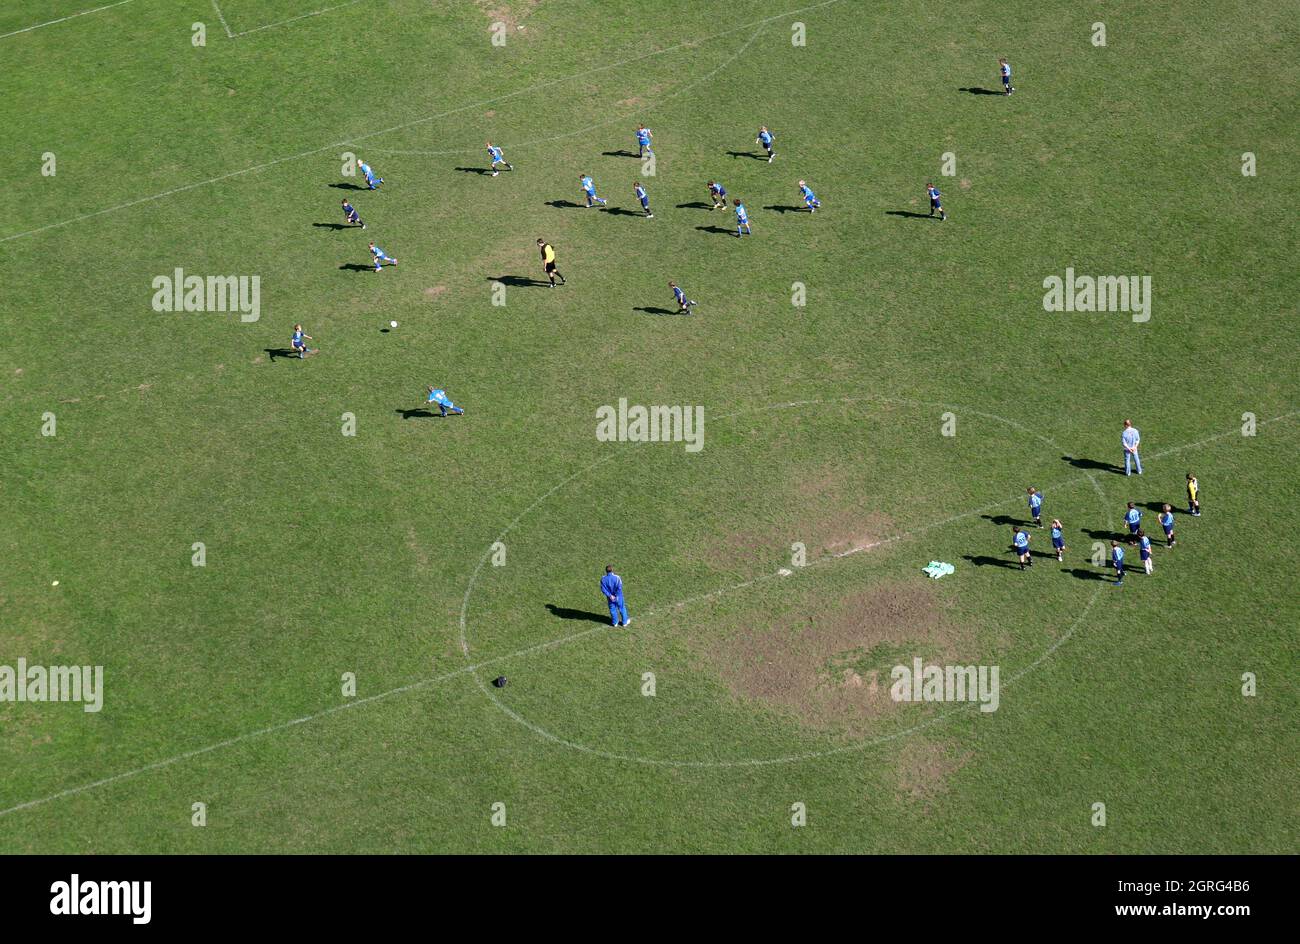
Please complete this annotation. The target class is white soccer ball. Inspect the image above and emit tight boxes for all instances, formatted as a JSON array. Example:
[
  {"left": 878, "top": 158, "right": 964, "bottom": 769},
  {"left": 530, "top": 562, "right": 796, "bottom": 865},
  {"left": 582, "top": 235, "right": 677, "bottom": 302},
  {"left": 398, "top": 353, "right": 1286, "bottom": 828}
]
[{"left": 390, "top": 320, "right": 398, "bottom": 328}]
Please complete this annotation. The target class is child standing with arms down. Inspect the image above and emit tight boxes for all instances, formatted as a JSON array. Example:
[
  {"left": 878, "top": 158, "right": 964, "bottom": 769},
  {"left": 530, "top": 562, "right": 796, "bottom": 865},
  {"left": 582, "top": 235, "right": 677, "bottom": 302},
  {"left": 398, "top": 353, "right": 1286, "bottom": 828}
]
[
  {"left": 1159, "top": 504, "right": 1176, "bottom": 547},
  {"left": 1012, "top": 527, "right": 1031, "bottom": 569},
  {"left": 1027, "top": 487, "right": 1043, "bottom": 527}
]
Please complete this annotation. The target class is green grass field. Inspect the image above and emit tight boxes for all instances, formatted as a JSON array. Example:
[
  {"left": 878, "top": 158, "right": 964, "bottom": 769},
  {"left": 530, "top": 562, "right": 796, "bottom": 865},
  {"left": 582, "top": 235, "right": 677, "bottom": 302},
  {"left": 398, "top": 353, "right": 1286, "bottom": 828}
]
[{"left": 1, "top": 0, "right": 1296, "bottom": 854}]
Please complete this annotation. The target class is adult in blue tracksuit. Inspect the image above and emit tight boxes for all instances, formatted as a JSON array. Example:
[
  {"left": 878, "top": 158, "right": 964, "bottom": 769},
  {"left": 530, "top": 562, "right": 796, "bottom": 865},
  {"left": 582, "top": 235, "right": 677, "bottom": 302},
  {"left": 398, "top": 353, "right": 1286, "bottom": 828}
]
[{"left": 600, "top": 564, "right": 630, "bottom": 627}]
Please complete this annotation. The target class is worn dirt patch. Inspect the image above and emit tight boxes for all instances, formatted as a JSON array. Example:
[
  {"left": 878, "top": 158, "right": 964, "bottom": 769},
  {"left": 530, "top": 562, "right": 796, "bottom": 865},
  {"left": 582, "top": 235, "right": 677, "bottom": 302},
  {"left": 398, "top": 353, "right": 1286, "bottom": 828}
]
[
  {"left": 895, "top": 738, "right": 972, "bottom": 804},
  {"left": 424, "top": 285, "right": 448, "bottom": 300},
  {"left": 712, "top": 581, "right": 970, "bottom": 733},
  {"left": 477, "top": 0, "right": 540, "bottom": 32}
]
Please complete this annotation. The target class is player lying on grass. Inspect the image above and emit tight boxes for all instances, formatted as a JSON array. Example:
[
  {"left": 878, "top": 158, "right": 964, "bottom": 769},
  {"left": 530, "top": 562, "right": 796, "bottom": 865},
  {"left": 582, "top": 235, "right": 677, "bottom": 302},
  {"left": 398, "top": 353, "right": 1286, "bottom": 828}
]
[{"left": 426, "top": 387, "right": 464, "bottom": 416}]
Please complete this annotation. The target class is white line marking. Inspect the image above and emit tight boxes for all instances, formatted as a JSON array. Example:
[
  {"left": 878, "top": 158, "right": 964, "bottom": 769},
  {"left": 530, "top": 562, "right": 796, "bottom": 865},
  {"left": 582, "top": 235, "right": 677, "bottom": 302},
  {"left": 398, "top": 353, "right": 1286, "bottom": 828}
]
[
  {"left": 1, "top": 408, "right": 1292, "bottom": 815},
  {"left": 230, "top": 0, "right": 368, "bottom": 37},
  {"left": 211, "top": 0, "right": 234, "bottom": 38},
  {"left": 0, "top": 0, "right": 134, "bottom": 41},
  {"left": 0, "top": 0, "right": 844, "bottom": 243}
]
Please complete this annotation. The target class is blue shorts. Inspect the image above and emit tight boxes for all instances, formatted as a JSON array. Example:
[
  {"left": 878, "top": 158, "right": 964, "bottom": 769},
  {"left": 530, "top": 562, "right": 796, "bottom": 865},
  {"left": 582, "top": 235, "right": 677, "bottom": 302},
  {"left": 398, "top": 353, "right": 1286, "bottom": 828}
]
[
  {"left": 1163, "top": 527, "right": 1174, "bottom": 537},
  {"left": 1052, "top": 537, "right": 1064, "bottom": 549},
  {"left": 1140, "top": 550, "right": 1151, "bottom": 561},
  {"left": 930, "top": 198, "right": 941, "bottom": 208},
  {"left": 1128, "top": 522, "right": 1140, "bottom": 533},
  {"left": 640, "top": 198, "right": 650, "bottom": 208}
]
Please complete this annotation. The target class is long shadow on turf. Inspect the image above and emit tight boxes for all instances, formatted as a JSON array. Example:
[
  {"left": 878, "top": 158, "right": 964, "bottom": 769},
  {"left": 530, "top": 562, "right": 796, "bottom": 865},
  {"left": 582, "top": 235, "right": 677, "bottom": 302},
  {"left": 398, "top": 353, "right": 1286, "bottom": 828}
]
[
  {"left": 633, "top": 306, "right": 682, "bottom": 316},
  {"left": 264, "top": 348, "right": 302, "bottom": 362},
  {"left": 695, "top": 225, "right": 735, "bottom": 236},
  {"left": 454, "top": 166, "right": 493, "bottom": 175},
  {"left": 962, "top": 554, "right": 1021, "bottom": 569},
  {"left": 1067, "top": 568, "right": 1111, "bottom": 581},
  {"left": 885, "top": 210, "right": 936, "bottom": 220},
  {"left": 764, "top": 205, "right": 805, "bottom": 214},
  {"left": 1061, "top": 455, "right": 1124, "bottom": 475},
  {"left": 339, "top": 263, "right": 373, "bottom": 272},
  {"left": 313, "top": 222, "right": 351, "bottom": 231},
  {"left": 726, "top": 150, "right": 768, "bottom": 160},
  {"left": 981, "top": 514, "right": 1024, "bottom": 527},
  {"left": 605, "top": 207, "right": 645, "bottom": 217},
  {"left": 546, "top": 604, "right": 611, "bottom": 624},
  {"left": 487, "top": 275, "right": 548, "bottom": 287},
  {"left": 1082, "top": 527, "right": 1131, "bottom": 543},
  {"left": 329, "top": 182, "right": 369, "bottom": 191},
  {"left": 601, "top": 150, "right": 640, "bottom": 158},
  {"left": 959, "top": 87, "right": 1002, "bottom": 96},
  {"left": 545, "top": 200, "right": 585, "bottom": 209},
  {"left": 395, "top": 408, "right": 441, "bottom": 419},
  {"left": 676, "top": 201, "right": 713, "bottom": 210}
]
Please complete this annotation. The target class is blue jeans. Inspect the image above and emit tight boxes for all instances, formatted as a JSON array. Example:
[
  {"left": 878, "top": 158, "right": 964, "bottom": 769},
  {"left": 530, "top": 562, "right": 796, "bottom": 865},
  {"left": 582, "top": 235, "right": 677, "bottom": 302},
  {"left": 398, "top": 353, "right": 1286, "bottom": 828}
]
[
  {"left": 607, "top": 599, "right": 628, "bottom": 625},
  {"left": 1124, "top": 450, "right": 1143, "bottom": 475}
]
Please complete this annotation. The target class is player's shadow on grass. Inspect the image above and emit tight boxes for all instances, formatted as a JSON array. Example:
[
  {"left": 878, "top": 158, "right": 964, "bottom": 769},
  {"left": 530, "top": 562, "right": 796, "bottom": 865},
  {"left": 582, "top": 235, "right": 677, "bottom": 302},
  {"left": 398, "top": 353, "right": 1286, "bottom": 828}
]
[
  {"left": 339, "top": 263, "right": 373, "bottom": 272},
  {"left": 395, "top": 408, "right": 439, "bottom": 419},
  {"left": 676, "top": 201, "right": 713, "bottom": 210},
  {"left": 487, "top": 275, "right": 548, "bottom": 287},
  {"left": 329, "top": 182, "right": 368, "bottom": 191},
  {"left": 313, "top": 222, "right": 350, "bottom": 231},
  {"left": 958, "top": 87, "right": 1002, "bottom": 96},
  {"left": 764, "top": 205, "right": 805, "bottom": 214},
  {"left": 633, "top": 306, "right": 681, "bottom": 316},
  {"left": 601, "top": 149, "right": 640, "bottom": 158},
  {"left": 1142, "top": 501, "right": 1169, "bottom": 513},
  {"left": 981, "top": 514, "right": 1023, "bottom": 527},
  {"left": 726, "top": 150, "right": 767, "bottom": 160},
  {"left": 454, "top": 167, "right": 493, "bottom": 175},
  {"left": 605, "top": 207, "right": 643, "bottom": 217},
  {"left": 545, "top": 604, "right": 611, "bottom": 624},
  {"left": 961, "top": 554, "right": 1021, "bottom": 569},
  {"left": 545, "top": 200, "right": 585, "bottom": 209},
  {"left": 1066, "top": 568, "right": 1109, "bottom": 581},
  {"left": 264, "top": 348, "right": 301, "bottom": 362},
  {"left": 885, "top": 210, "right": 935, "bottom": 220},
  {"left": 1061, "top": 455, "right": 1124, "bottom": 475},
  {"left": 695, "top": 225, "right": 734, "bottom": 236},
  {"left": 1081, "top": 527, "right": 1129, "bottom": 543}
]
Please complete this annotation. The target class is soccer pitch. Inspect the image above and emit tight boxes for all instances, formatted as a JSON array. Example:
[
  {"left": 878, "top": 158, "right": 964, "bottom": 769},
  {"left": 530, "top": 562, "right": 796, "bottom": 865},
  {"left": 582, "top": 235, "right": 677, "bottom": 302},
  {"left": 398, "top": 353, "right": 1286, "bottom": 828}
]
[{"left": 1, "top": 0, "right": 1296, "bottom": 854}]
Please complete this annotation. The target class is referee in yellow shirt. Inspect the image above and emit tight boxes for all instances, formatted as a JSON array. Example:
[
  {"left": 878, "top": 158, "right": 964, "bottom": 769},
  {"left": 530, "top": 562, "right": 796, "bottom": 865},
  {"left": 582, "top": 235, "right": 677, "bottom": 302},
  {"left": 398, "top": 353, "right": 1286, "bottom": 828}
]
[{"left": 537, "top": 238, "right": 566, "bottom": 288}]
